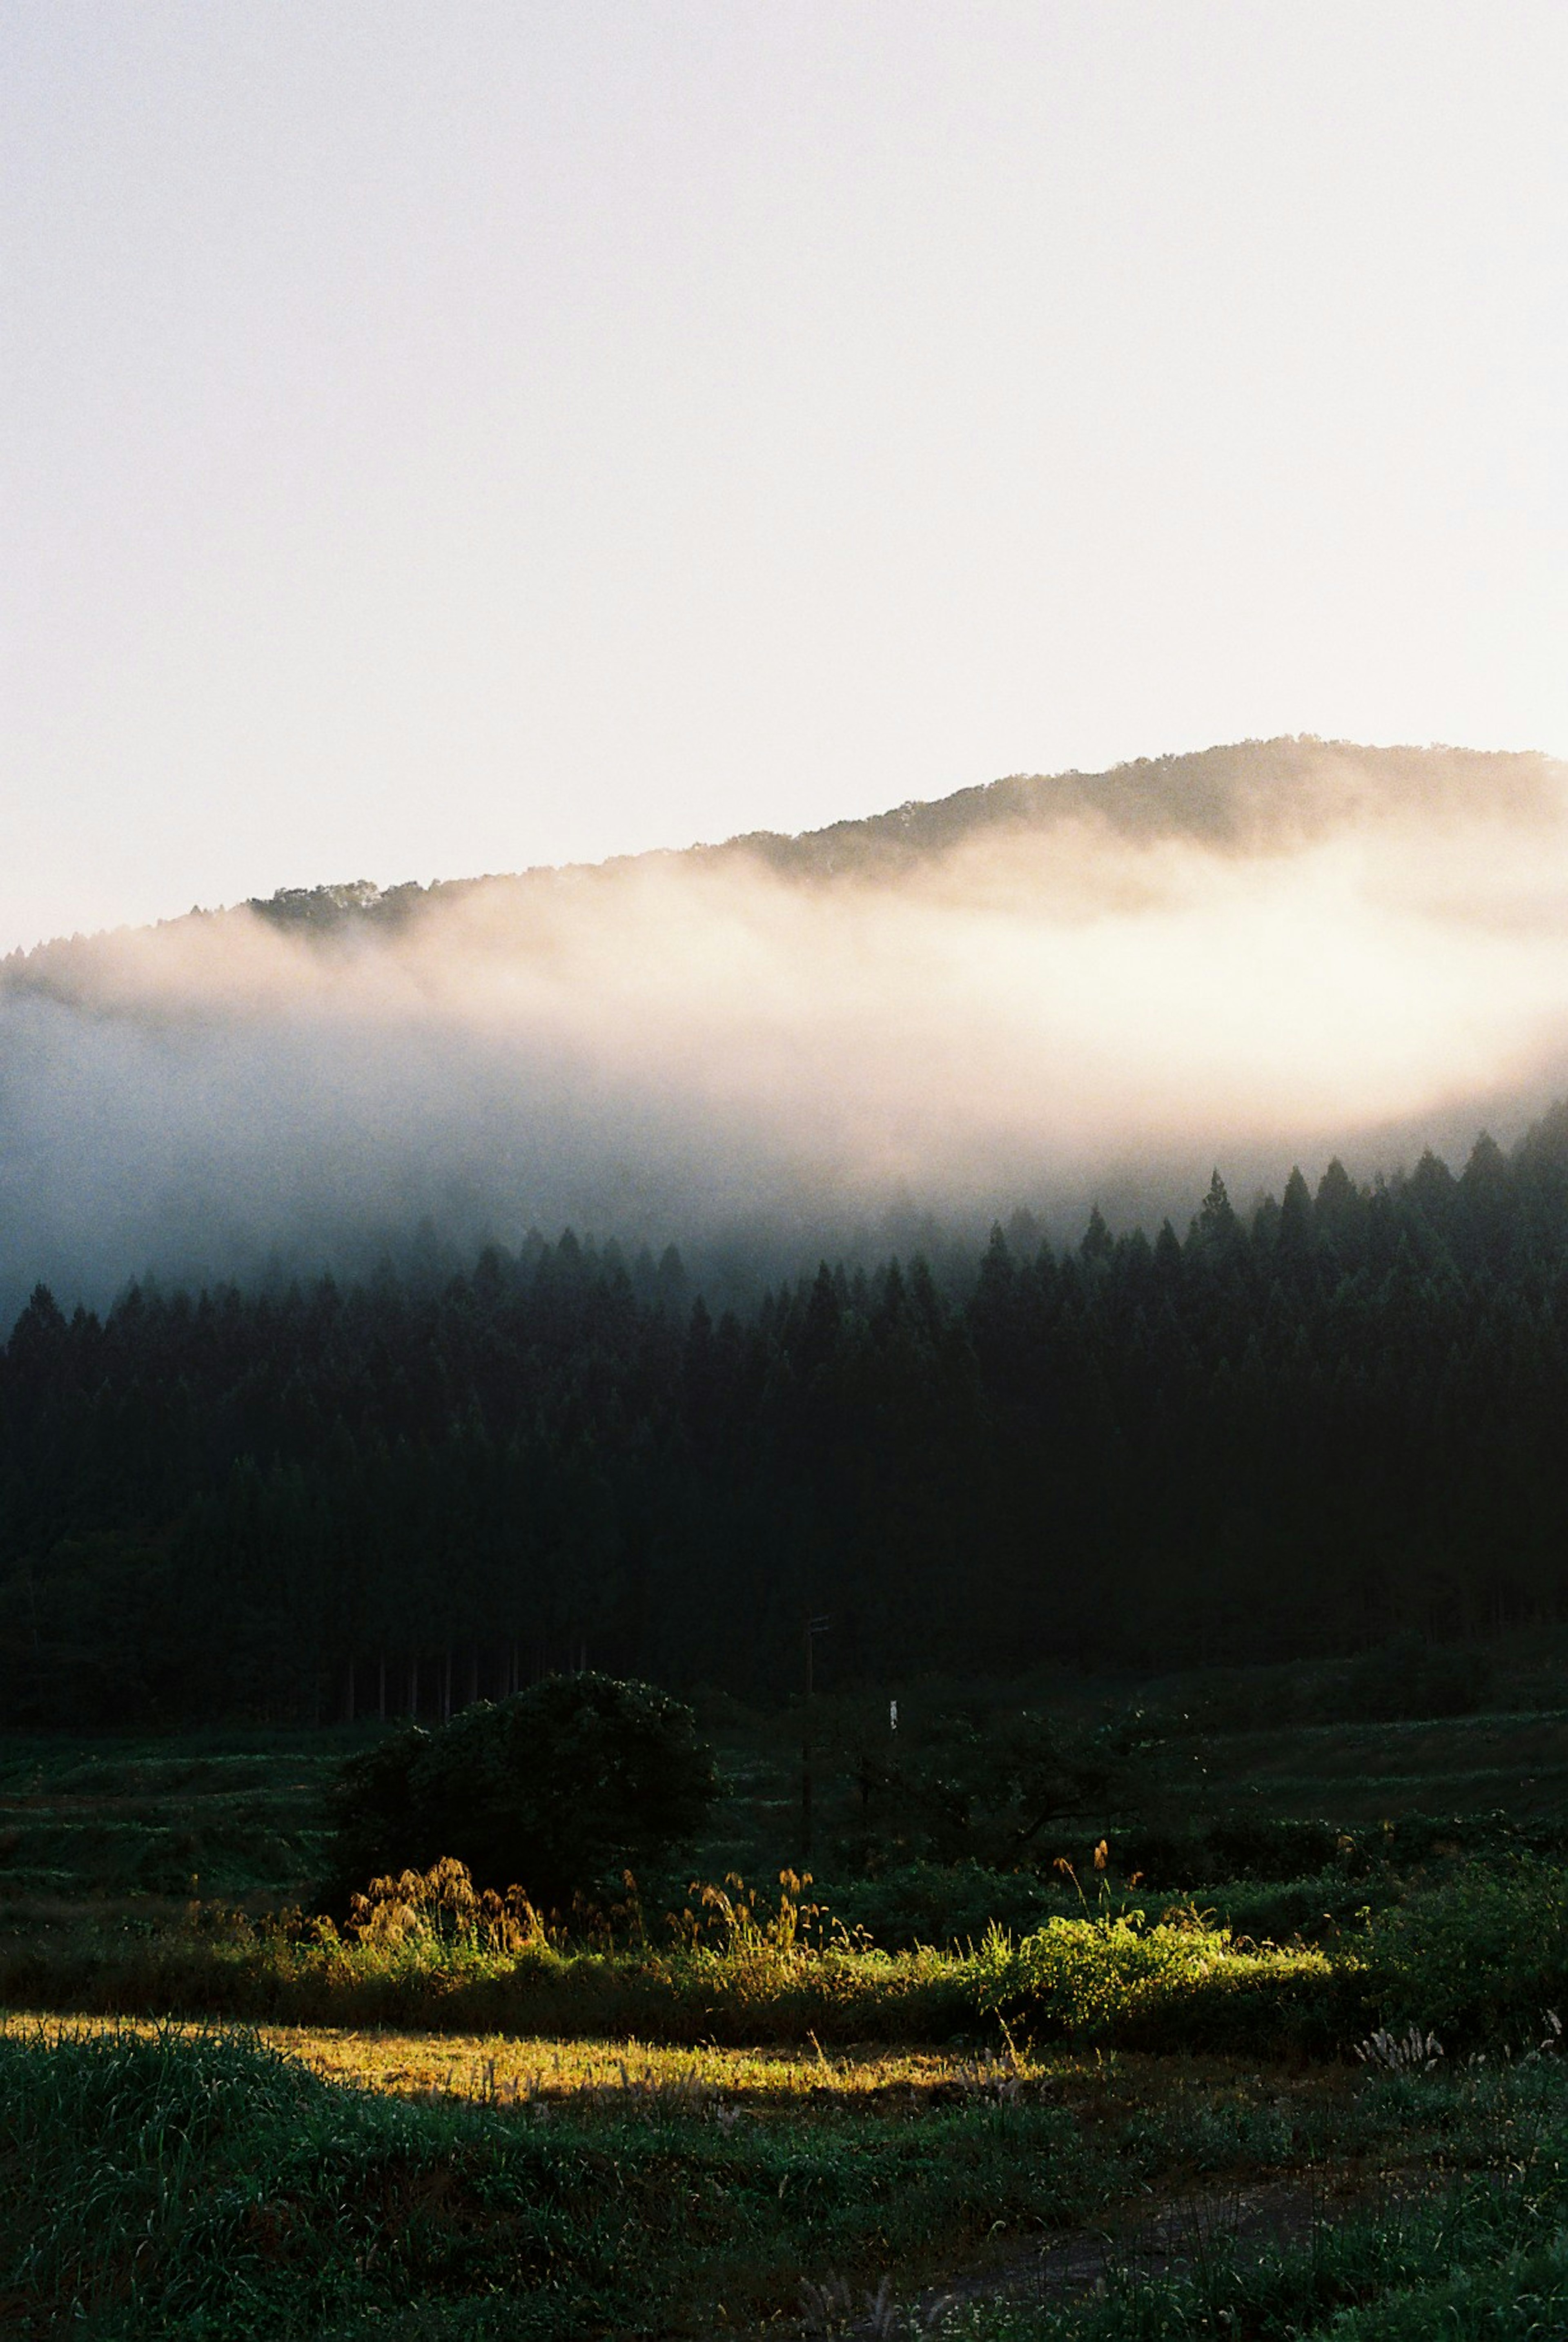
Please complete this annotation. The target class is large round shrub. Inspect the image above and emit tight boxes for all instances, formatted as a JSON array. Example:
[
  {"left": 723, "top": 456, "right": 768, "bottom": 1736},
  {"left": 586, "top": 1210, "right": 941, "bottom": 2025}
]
[{"left": 331, "top": 1673, "right": 718, "bottom": 1908}]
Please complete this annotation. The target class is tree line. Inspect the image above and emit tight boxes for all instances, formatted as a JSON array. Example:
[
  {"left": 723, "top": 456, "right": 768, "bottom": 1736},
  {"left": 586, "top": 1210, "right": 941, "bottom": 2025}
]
[{"left": 6, "top": 1105, "right": 1568, "bottom": 1726}]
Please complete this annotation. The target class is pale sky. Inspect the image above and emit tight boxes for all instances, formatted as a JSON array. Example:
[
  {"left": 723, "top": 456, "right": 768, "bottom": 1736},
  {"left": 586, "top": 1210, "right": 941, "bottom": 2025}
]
[{"left": 4, "top": 1, "right": 1565, "bottom": 954}]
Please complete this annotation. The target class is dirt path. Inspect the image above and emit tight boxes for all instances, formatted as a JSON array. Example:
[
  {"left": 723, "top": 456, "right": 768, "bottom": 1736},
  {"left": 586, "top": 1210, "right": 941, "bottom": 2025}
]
[{"left": 895, "top": 2164, "right": 1433, "bottom": 2335}]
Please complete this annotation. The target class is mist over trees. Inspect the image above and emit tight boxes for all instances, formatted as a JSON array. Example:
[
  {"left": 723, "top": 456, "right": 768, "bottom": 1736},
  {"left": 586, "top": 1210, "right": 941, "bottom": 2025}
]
[
  {"left": 5, "top": 737, "right": 1568, "bottom": 1325},
  {"left": 5, "top": 1105, "right": 1568, "bottom": 1729}
]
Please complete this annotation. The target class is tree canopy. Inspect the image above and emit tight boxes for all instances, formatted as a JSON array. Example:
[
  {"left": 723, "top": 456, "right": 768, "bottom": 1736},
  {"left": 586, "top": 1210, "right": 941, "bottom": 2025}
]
[
  {"left": 6, "top": 1105, "right": 1568, "bottom": 1726},
  {"left": 331, "top": 1674, "right": 718, "bottom": 1905}
]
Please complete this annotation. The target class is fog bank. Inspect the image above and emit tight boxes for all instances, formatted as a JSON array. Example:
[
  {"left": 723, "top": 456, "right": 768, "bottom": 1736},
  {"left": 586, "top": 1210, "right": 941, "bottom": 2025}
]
[{"left": 7, "top": 738, "right": 1568, "bottom": 1315}]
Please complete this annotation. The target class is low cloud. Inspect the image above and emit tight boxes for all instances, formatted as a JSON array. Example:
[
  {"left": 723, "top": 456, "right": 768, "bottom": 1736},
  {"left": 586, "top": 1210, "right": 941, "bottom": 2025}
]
[{"left": 7, "top": 738, "right": 1568, "bottom": 1311}]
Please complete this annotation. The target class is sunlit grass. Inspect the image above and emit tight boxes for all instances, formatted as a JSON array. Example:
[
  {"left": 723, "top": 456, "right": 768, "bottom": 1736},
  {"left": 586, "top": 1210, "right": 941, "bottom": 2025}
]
[
  {"left": 4, "top": 2013, "right": 1564, "bottom": 2338},
  {"left": 0, "top": 1876, "right": 1358, "bottom": 2055},
  {"left": 2, "top": 2008, "right": 1362, "bottom": 2144},
  {"left": 2, "top": 2008, "right": 996, "bottom": 2102},
  {"left": 0, "top": 2007, "right": 1083, "bottom": 2108}
]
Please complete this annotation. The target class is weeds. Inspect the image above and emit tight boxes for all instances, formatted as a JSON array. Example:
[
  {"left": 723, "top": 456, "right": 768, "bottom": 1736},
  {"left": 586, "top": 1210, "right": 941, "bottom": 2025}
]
[
  {"left": 13, "top": 1850, "right": 1568, "bottom": 2058},
  {"left": 1354, "top": 2021, "right": 1444, "bottom": 2073},
  {"left": 0, "top": 2020, "right": 1098, "bottom": 2337},
  {"left": 8, "top": 2020, "right": 1568, "bottom": 2338}
]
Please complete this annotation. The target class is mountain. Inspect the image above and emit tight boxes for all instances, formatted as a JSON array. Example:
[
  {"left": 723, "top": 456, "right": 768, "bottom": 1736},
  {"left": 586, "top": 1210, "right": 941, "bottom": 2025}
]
[
  {"left": 3, "top": 737, "right": 1566, "bottom": 1316},
  {"left": 12, "top": 734, "right": 1551, "bottom": 972}
]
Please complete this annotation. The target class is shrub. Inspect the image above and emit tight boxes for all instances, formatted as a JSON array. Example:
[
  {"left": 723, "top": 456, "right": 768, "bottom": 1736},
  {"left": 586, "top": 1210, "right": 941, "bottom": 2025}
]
[
  {"left": 962, "top": 1908, "right": 1352, "bottom": 2052},
  {"left": 831, "top": 1860, "right": 1070, "bottom": 1949},
  {"left": 330, "top": 1673, "right": 718, "bottom": 1908},
  {"left": 1365, "top": 1857, "right": 1568, "bottom": 2043},
  {"left": 1116, "top": 1817, "right": 1345, "bottom": 1887}
]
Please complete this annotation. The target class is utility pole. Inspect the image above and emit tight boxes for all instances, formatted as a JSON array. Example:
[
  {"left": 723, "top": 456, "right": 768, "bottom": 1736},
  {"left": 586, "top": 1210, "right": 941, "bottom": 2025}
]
[{"left": 801, "top": 1614, "right": 830, "bottom": 1862}]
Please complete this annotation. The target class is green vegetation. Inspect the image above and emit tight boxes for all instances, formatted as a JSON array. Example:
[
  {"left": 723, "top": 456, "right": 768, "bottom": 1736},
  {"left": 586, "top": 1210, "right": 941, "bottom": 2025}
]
[
  {"left": 0, "top": 1856, "right": 1356, "bottom": 2055},
  {"left": 12, "top": 1105, "right": 1568, "bottom": 1730},
  {"left": 0, "top": 1729, "right": 336, "bottom": 1904},
  {"left": 8, "top": 2017, "right": 1568, "bottom": 2338},
  {"left": 7, "top": 1662, "right": 1568, "bottom": 2333},
  {"left": 330, "top": 1674, "right": 718, "bottom": 1907},
  {"left": 0, "top": 2017, "right": 1202, "bottom": 2336},
  {"left": 4, "top": 1848, "right": 1566, "bottom": 2070}
]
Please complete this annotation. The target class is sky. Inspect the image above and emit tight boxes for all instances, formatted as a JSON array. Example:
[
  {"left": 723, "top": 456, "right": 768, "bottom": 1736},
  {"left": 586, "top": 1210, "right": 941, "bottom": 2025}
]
[{"left": 4, "top": 1, "right": 1566, "bottom": 955}]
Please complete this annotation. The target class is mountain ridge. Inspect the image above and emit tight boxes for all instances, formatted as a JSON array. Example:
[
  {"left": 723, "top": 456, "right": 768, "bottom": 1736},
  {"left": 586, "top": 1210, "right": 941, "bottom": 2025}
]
[
  {"left": 246, "top": 734, "right": 1561, "bottom": 938},
  {"left": 8, "top": 735, "right": 1555, "bottom": 971}
]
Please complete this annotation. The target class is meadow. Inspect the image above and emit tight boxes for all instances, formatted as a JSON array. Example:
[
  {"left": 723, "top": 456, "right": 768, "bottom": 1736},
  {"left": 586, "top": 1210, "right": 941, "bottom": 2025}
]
[{"left": 5, "top": 1651, "right": 1568, "bottom": 2335}]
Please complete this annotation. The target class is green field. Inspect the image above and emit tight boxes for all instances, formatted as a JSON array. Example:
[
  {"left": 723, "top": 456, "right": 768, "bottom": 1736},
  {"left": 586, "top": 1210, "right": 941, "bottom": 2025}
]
[
  {"left": 0, "top": 1729, "right": 341, "bottom": 1907},
  {"left": 1188, "top": 1708, "right": 1568, "bottom": 1820},
  {"left": 7, "top": 1659, "right": 1568, "bottom": 2335}
]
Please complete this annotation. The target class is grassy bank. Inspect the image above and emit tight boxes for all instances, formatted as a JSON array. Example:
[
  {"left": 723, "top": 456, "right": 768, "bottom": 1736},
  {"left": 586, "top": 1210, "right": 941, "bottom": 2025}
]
[
  {"left": 0, "top": 2019, "right": 1128, "bottom": 2338},
  {"left": 7, "top": 1852, "right": 1568, "bottom": 2060},
  {"left": 0, "top": 1889, "right": 1351, "bottom": 2056},
  {"left": 6, "top": 2017, "right": 1568, "bottom": 2338}
]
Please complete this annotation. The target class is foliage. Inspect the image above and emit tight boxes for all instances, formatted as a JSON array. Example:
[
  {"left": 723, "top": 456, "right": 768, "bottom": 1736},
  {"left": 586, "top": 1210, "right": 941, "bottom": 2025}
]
[
  {"left": 9, "top": 1105, "right": 1568, "bottom": 1723},
  {"left": 10, "top": 2011, "right": 1568, "bottom": 2338},
  {"left": 0, "top": 2018, "right": 1096, "bottom": 2336},
  {"left": 1364, "top": 1855, "right": 1568, "bottom": 2043},
  {"left": 347, "top": 1854, "right": 549, "bottom": 1955},
  {"left": 829, "top": 1704, "right": 1155, "bottom": 1874},
  {"left": 21, "top": 1843, "right": 1568, "bottom": 2062},
  {"left": 330, "top": 1673, "right": 718, "bottom": 1907},
  {"left": 833, "top": 1859, "right": 1071, "bottom": 1948},
  {"left": 963, "top": 1908, "right": 1347, "bottom": 2050},
  {"left": 0, "top": 1854, "right": 1360, "bottom": 2055}
]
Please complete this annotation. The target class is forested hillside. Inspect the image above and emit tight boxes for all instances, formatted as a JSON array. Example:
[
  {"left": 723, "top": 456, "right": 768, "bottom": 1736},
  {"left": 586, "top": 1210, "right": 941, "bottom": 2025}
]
[
  {"left": 5, "top": 1101, "right": 1568, "bottom": 1729},
  {"left": 6, "top": 737, "right": 1567, "bottom": 1327},
  {"left": 10, "top": 738, "right": 1541, "bottom": 979}
]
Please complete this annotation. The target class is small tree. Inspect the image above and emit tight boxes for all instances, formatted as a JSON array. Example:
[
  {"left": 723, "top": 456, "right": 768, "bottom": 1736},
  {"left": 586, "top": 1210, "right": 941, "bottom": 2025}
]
[{"left": 331, "top": 1673, "right": 718, "bottom": 1908}]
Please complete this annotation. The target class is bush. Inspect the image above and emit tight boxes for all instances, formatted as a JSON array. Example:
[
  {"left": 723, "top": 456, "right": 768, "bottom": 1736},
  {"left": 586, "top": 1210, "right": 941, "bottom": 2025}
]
[
  {"left": 1365, "top": 1858, "right": 1568, "bottom": 2043},
  {"left": 1118, "top": 1817, "right": 1345, "bottom": 1887},
  {"left": 962, "top": 1910, "right": 1348, "bottom": 2050},
  {"left": 831, "top": 1860, "right": 1070, "bottom": 1948},
  {"left": 331, "top": 1673, "right": 718, "bottom": 1908}
]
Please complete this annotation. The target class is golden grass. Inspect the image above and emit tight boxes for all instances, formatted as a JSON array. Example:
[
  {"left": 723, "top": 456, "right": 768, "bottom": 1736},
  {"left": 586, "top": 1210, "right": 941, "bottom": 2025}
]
[
  {"left": 0, "top": 2008, "right": 1048, "bottom": 2105},
  {"left": 1, "top": 2008, "right": 1351, "bottom": 2143}
]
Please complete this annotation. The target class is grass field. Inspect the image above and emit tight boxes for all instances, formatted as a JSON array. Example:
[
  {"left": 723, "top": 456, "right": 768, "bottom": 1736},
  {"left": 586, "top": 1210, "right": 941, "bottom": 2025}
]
[
  {"left": 0, "top": 1729, "right": 341, "bottom": 1909},
  {"left": 6, "top": 2014, "right": 1568, "bottom": 2336},
  {"left": 1187, "top": 1707, "right": 1568, "bottom": 1821},
  {"left": 6, "top": 1655, "right": 1568, "bottom": 2334}
]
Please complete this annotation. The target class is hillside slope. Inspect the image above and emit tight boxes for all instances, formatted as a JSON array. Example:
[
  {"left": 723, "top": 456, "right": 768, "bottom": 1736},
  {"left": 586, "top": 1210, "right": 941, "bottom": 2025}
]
[{"left": 2, "top": 737, "right": 1566, "bottom": 1313}]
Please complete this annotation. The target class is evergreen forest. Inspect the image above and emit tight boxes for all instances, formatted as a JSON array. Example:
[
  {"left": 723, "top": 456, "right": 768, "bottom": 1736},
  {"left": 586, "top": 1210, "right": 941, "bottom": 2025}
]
[{"left": 7, "top": 1104, "right": 1568, "bottom": 1729}]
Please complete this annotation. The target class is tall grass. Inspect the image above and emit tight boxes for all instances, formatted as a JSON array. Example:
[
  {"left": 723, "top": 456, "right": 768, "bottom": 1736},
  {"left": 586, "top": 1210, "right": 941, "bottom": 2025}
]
[
  {"left": 7, "top": 1855, "right": 1568, "bottom": 2057},
  {"left": 0, "top": 1859, "right": 1357, "bottom": 2052},
  {"left": 8, "top": 2012, "right": 1568, "bottom": 2338},
  {"left": 0, "top": 2018, "right": 1099, "bottom": 2338}
]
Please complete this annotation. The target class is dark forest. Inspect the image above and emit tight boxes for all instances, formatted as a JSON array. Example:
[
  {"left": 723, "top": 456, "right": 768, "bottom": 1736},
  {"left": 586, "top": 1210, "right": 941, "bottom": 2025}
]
[{"left": 7, "top": 1104, "right": 1568, "bottom": 1729}]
